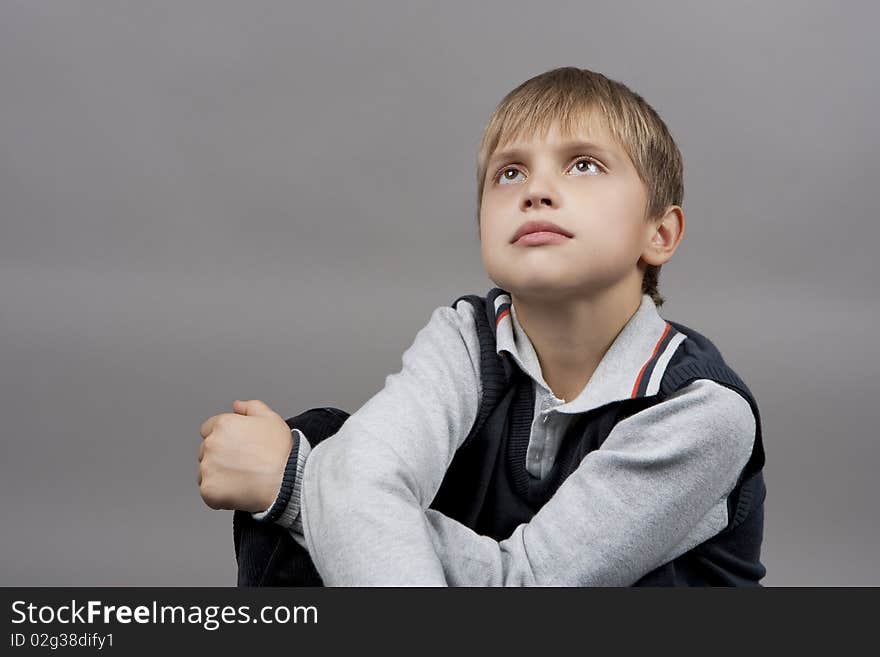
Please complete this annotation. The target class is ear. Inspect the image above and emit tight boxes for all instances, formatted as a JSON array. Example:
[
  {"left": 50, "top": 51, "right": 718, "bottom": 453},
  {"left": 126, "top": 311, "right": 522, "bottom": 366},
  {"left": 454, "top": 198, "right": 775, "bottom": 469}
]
[{"left": 641, "top": 205, "right": 685, "bottom": 267}]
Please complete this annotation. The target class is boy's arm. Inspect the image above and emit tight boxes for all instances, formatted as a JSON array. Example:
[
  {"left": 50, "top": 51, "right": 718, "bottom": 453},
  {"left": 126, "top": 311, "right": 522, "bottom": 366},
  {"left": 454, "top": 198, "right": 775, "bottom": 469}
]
[
  {"left": 299, "top": 301, "right": 482, "bottom": 585},
  {"left": 420, "top": 379, "right": 757, "bottom": 586}
]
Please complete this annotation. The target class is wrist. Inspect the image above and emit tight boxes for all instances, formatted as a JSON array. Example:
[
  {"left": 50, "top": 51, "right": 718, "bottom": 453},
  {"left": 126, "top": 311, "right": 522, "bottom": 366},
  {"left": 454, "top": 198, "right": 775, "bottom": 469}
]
[
  {"left": 274, "top": 430, "right": 311, "bottom": 530},
  {"left": 256, "top": 429, "right": 300, "bottom": 523}
]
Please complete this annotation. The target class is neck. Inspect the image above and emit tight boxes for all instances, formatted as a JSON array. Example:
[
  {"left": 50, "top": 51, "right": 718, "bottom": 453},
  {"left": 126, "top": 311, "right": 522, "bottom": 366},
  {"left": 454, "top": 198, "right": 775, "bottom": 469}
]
[{"left": 510, "top": 277, "right": 644, "bottom": 402}]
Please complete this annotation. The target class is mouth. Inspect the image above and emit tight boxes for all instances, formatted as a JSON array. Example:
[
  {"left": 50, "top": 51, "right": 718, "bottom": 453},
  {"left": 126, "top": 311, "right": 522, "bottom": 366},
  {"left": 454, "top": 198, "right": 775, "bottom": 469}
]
[{"left": 510, "top": 220, "right": 574, "bottom": 245}]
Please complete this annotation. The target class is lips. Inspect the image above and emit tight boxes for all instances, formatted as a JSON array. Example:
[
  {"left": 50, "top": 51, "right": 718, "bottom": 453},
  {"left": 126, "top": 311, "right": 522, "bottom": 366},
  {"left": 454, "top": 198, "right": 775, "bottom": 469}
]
[{"left": 511, "top": 220, "right": 574, "bottom": 244}]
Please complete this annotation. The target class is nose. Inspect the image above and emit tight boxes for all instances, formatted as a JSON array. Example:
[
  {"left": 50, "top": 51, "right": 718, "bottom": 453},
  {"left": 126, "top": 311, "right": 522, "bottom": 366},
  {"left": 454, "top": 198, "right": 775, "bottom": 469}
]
[
  {"left": 523, "top": 194, "right": 554, "bottom": 210},
  {"left": 520, "top": 171, "right": 557, "bottom": 211}
]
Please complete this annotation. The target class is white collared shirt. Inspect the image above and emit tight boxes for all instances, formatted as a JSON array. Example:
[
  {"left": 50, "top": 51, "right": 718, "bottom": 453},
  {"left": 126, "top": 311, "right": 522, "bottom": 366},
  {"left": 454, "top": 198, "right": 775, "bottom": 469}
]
[{"left": 495, "top": 293, "right": 687, "bottom": 479}]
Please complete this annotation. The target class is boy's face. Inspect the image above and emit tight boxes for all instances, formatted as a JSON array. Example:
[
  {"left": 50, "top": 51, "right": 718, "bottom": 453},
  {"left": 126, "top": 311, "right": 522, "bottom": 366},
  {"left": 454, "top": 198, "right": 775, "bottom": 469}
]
[{"left": 479, "top": 115, "right": 657, "bottom": 302}]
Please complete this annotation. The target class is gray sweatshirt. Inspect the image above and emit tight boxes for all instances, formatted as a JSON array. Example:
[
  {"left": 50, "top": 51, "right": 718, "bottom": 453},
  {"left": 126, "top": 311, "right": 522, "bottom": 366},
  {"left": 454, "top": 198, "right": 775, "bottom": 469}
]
[{"left": 253, "top": 292, "right": 757, "bottom": 586}]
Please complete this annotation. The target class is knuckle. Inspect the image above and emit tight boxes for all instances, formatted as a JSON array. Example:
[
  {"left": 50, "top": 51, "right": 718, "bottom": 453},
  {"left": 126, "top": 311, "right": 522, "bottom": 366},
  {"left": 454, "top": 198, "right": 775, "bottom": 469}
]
[
  {"left": 199, "top": 480, "right": 217, "bottom": 508},
  {"left": 216, "top": 414, "right": 235, "bottom": 432}
]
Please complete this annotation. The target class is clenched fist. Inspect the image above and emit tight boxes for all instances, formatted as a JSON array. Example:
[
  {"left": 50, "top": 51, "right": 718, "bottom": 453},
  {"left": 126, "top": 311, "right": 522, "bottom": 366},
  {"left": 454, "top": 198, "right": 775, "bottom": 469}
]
[{"left": 198, "top": 399, "right": 293, "bottom": 513}]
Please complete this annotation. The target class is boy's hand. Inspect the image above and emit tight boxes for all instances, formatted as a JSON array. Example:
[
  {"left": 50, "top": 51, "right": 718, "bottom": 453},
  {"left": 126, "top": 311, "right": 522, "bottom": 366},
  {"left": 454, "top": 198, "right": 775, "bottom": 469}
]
[{"left": 198, "top": 399, "right": 293, "bottom": 513}]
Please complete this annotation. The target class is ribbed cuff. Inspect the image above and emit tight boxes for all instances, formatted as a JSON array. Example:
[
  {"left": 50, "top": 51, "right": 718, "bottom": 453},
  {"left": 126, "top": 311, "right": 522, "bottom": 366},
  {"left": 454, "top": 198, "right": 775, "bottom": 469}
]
[
  {"left": 251, "top": 428, "right": 311, "bottom": 531},
  {"left": 275, "top": 429, "right": 310, "bottom": 532}
]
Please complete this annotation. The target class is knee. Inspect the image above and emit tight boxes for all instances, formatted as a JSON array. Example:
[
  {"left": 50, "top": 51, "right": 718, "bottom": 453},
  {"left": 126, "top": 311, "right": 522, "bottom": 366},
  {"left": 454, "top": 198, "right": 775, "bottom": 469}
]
[{"left": 284, "top": 406, "right": 350, "bottom": 446}]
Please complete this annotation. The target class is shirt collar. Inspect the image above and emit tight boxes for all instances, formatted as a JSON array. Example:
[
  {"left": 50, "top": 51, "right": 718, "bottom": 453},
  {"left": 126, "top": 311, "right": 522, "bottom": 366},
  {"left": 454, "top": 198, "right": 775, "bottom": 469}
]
[{"left": 490, "top": 288, "right": 686, "bottom": 415}]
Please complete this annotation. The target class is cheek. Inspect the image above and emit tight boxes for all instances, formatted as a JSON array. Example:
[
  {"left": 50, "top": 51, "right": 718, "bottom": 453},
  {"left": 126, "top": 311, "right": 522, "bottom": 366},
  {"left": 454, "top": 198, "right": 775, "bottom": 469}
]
[
  {"left": 479, "top": 202, "right": 504, "bottom": 241},
  {"left": 478, "top": 218, "right": 508, "bottom": 271},
  {"left": 592, "top": 223, "right": 644, "bottom": 259},
  {"left": 580, "top": 188, "right": 645, "bottom": 242}
]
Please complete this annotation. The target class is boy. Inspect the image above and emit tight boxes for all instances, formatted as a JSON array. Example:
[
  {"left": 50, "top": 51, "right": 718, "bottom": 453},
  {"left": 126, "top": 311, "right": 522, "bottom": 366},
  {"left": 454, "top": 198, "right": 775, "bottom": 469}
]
[{"left": 199, "top": 66, "right": 766, "bottom": 586}]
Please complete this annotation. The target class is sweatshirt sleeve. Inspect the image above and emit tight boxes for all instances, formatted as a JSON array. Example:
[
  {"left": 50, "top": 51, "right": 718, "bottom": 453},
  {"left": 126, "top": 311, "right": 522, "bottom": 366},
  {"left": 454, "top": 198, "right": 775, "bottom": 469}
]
[
  {"left": 421, "top": 379, "right": 758, "bottom": 586},
  {"left": 251, "top": 428, "right": 312, "bottom": 549},
  {"left": 299, "top": 300, "right": 482, "bottom": 585}
]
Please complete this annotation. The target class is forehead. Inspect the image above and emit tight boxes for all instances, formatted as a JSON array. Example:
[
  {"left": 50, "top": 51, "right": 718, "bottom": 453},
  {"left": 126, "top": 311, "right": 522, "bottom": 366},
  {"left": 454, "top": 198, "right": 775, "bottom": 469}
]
[{"left": 489, "top": 111, "right": 625, "bottom": 166}]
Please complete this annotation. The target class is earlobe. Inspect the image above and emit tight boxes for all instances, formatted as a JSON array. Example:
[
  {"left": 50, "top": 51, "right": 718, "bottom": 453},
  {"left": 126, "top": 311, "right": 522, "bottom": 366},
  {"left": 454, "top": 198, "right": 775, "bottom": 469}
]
[{"left": 641, "top": 244, "right": 665, "bottom": 267}]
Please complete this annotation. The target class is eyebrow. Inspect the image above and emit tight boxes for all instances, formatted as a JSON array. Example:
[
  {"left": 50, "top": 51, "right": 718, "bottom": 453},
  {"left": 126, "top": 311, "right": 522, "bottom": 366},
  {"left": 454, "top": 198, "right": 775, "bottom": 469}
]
[{"left": 488, "top": 140, "right": 616, "bottom": 170}]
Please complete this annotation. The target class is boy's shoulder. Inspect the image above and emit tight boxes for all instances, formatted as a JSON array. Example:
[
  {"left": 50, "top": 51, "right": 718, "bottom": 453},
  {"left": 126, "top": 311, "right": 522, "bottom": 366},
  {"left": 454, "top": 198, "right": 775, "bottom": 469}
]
[
  {"left": 658, "top": 317, "right": 766, "bottom": 479},
  {"left": 659, "top": 318, "right": 753, "bottom": 399}
]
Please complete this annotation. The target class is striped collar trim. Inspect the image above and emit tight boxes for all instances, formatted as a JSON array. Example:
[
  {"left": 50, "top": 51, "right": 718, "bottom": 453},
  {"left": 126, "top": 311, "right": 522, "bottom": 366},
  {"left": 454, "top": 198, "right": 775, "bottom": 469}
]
[{"left": 489, "top": 288, "right": 686, "bottom": 415}]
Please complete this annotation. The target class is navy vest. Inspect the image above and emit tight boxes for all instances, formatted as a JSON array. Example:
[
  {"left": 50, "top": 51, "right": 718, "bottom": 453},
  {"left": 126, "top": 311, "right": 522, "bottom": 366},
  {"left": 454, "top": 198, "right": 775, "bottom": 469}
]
[{"left": 430, "top": 289, "right": 767, "bottom": 586}]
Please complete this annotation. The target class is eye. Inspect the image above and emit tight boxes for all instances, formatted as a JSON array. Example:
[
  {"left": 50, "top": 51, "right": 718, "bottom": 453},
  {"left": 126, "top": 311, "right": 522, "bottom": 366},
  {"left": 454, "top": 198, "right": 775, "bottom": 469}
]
[
  {"left": 569, "top": 157, "right": 603, "bottom": 176},
  {"left": 493, "top": 156, "right": 604, "bottom": 185},
  {"left": 496, "top": 167, "right": 524, "bottom": 185}
]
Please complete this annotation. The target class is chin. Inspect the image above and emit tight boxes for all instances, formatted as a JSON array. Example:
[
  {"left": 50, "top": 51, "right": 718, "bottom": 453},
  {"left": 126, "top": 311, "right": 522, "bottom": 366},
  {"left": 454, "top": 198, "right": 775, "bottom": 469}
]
[{"left": 490, "top": 269, "right": 588, "bottom": 301}]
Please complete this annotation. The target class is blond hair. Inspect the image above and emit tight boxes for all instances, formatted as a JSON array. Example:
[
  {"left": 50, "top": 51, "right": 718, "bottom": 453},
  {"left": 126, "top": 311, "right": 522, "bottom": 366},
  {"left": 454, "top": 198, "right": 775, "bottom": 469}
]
[{"left": 476, "top": 67, "right": 684, "bottom": 307}]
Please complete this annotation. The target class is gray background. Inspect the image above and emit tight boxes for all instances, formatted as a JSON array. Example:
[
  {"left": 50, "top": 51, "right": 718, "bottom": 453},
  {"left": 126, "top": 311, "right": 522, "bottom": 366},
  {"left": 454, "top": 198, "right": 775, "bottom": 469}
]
[{"left": 1, "top": 0, "right": 877, "bottom": 586}]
